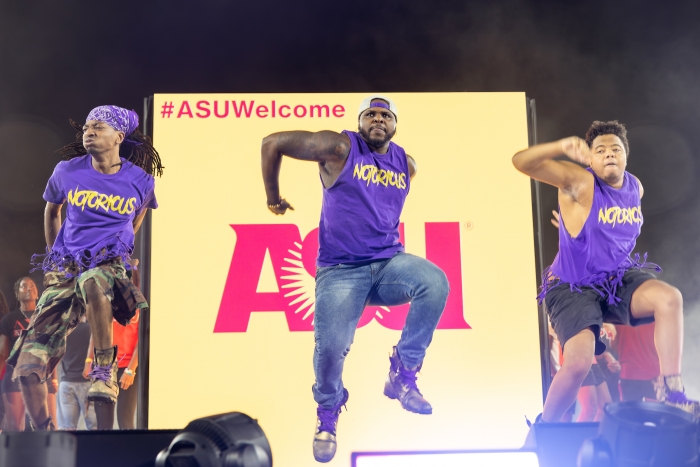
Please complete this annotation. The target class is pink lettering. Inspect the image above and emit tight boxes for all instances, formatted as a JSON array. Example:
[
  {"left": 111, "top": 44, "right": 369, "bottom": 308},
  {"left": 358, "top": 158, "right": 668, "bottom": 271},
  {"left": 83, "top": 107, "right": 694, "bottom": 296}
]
[
  {"left": 294, "top": 105, "right": 307, "bottom": 118},
  {"left": 214, "top": 101, "right": 229, "bottom": 118},
  {"left": 215, "top": 223, "right": 469, "bottom": 333},
  {"left": 310, "top": 105, "right": 330, "bottom": 118},
  {"left": 425, "top": 222, "right": 469, "bottom": 329},
  {"left": 195, "top": 100, "right": 211, "bottom": 118},
  {"left": 215, "top": 224, "right": 312, "bottom": 332},
  {"left": 177, "top": 101, "right": 193, "bottom": 118},
  {"left": 279, "top": 105, "right": 291, "bottom": 118},
  {"left": 256, "top": 105, "right": 269, "bottom": 118},
  {"left": 231, "top": 100, "right": 255, "bottom": 118},
  {"left": 332, "top": 105, "right": 345, "bottom": 118}
]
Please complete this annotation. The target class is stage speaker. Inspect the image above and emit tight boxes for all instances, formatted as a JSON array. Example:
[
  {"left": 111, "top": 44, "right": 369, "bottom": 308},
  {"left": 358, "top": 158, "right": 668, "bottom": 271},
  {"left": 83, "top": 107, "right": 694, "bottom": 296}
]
[
  {"left": 74, "top": 429, "right": 178, "bottom": 467},
  {"left": 523, "top": 421, "right": 600, "bottom": 467},
  {"left": 156, "top": 412, "right": 271, "bottom": 467},
  {"left": 578, "top": 401, "right": 698, "bottom": 467},
  {"left": 0, "top": 431, "right": 76, "bottom": 467}
]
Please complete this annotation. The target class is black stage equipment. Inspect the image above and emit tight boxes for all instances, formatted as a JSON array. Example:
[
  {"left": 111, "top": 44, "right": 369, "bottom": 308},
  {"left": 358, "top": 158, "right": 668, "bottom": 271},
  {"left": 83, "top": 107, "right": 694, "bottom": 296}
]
[
  {"left": 74, "top": 429, "right": 178, "bottom": 467},
  {"left": 524, "top": 421, "right": 600, "bottom": 467},
  {"left": 0, "top": 431, "right": 77, "bottom": 467},
  {"left": 577, "top": 401, "right": 698, "bottom": 467},
  {"left": 156, "top": 412, "right": 272, "bottom": 467}
]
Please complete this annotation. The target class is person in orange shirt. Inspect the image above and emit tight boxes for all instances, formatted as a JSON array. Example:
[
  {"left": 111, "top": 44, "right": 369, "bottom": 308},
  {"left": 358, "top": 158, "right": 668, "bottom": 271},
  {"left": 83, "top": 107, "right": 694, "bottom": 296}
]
[{"left": 615, "top": 323, "right": 659, "bottom": 401}]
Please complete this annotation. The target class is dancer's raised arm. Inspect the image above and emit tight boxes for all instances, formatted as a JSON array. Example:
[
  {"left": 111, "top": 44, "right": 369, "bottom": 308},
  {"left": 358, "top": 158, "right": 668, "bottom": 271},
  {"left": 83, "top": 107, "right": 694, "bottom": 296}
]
[
  {"left": 512, "top": 137, "right": 593, "bottom": 198},
  {"left": 261, "top": 130, "right": 350, "bottom": 214}
]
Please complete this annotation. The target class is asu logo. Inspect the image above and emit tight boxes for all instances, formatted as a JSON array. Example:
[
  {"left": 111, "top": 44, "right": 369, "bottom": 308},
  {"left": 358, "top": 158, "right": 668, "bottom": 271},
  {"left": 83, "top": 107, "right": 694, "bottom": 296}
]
[{"left": 215, "top": 223, "right": 470, "bottom": 332}]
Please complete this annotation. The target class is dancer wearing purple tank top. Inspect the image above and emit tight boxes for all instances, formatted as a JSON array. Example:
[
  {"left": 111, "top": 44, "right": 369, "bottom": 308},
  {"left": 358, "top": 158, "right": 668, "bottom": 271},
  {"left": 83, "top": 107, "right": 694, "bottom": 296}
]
[
  {"left": 262, "top": 96, "right": 449, "bottom": 462},
  {"left": 513, "top": 120, "right": 698, "bottom": 423}
]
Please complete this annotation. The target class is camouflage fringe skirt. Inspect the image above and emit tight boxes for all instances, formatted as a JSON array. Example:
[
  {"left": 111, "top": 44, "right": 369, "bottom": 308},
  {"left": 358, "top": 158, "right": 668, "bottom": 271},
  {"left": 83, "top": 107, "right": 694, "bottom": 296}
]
[{"left": 7, "top": 259, "right": 147, "bottom": 383}]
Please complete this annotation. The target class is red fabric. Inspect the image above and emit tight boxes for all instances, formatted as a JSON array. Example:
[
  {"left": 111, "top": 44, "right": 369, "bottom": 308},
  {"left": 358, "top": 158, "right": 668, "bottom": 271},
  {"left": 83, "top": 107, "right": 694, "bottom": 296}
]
[
  {"left": 617, "top": 323, "right": 659, "bottom": 380},
  {"left": 113, "top": 309, "right": 139, "bottom": 368}
]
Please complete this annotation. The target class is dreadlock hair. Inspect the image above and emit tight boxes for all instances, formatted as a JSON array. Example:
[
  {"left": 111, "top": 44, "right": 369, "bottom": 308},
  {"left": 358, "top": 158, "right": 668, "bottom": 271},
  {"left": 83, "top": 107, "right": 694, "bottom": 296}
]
[
  {"left": 57, "top": 119, "right": 164, "bottom": 177},
  {"left": 13, "top": 276, "right": 34, "bottom": 302},
  {"left": 0, "top": 291, "right": 9, "bottom": 319},
  {"left": 584, "top": 120, "right": 630, "bottom": 156}
]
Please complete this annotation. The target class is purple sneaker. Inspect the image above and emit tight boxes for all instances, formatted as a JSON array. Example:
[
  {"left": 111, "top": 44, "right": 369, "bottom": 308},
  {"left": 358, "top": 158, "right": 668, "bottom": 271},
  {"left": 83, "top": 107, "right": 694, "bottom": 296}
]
[
  {"left": 655, "top": 375, "right": 700, "bottom": 419},
  {"left": 313, "top": 389, "right": 349, "bottom": 463},
  {"left": 384, "top": 346, "right": 432, "bottom": 414}
]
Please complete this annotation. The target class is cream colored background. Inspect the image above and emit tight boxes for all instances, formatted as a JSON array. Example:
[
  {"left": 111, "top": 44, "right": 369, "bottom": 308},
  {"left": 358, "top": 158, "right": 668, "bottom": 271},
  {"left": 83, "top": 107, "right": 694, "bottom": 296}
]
[{"left": 150, "top": 93, "right": 542, "bottom": 466}]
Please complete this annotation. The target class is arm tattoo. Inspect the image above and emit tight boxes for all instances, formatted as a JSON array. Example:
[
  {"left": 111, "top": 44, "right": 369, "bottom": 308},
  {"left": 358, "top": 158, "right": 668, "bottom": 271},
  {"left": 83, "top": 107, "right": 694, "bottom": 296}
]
[{"left": 277, "top": 131, "right": 349, "bottom": 162}]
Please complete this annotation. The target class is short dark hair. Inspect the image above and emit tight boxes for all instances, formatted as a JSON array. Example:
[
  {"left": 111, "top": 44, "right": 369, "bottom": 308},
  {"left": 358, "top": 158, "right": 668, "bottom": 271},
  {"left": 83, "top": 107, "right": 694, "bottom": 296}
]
[
  {"left": 13, "top": 276, "right": 34, "bottom": 301},
  {"left": 585, "top": 120, "right": 630, "bottom": 155}
]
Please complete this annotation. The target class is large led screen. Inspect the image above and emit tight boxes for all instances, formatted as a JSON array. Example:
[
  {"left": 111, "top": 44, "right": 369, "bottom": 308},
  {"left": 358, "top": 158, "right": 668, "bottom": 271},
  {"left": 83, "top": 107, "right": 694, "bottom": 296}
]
[{"left": 150, "top": 93, "right": 542, "bottom": 466}]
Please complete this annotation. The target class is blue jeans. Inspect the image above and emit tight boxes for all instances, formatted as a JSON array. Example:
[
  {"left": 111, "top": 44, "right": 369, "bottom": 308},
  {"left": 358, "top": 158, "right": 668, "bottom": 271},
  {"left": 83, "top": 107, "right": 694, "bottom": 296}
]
[
  {"left": 57, "top": 381, "right": 97, "bottom": 430},
  {"left": 312, "top": 252, "right": 449, "bottom": 409}
]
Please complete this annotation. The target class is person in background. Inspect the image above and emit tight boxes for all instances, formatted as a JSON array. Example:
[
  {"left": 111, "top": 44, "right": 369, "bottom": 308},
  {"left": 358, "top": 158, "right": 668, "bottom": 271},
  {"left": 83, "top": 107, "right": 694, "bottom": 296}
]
[
  {"left": 596, "top": 326, "right": 621, "bottom": 403},
  {"left": 0, "top": 277, "right": 57, "bottom": 430},
  {"left": 0, "top": 291, "right": 10, "bottom": 430},
  {"left": 576, "top": 356, "right": 613, "bottom": 422},
  {"left": 615, "top": 323, "right": 659, "bottom": 401},
  {"left": 57, "top": 315, "right": 96, "bottom": 430}
]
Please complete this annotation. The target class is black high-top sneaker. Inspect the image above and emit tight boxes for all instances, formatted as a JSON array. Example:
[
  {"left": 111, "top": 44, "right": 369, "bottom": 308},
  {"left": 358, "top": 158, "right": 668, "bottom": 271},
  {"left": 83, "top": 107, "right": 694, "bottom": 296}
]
[
  {"left": 87, "top": 346, "right": 119, "bottom": 403},
  {"left": 383, "top": 346, "right": 432, "bottom": 414},
  {"left": 313, "top": 389, "right": 349, "bottom": 463}
]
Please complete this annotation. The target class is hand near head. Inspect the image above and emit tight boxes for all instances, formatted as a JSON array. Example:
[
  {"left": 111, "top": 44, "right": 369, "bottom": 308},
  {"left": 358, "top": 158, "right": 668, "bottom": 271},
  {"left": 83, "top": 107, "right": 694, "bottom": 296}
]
[
  {"left": 560, "top": 137, "right": 592, "bottom": 166},
  {"left": 268, "top": 198, "right": 295, "bottom": 216}
]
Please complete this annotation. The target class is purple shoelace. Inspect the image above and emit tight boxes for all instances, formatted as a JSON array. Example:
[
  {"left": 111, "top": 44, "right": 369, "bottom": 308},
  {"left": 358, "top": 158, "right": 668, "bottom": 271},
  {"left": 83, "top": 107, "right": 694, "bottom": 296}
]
[
  {"left": 89, "top": 364, "right": 113, "bottom": 383},
  {"left": 398, "top": 368, "right": 422, "bottom": 394},
  {"left": 317, "top": 407, "right": 342, "bottom": 434},
  {"left": 317, "top": 394, "right": 348, "bottom": 434},
  {"left": 667, "top": 391, "right": 697, "bottom": 404}
]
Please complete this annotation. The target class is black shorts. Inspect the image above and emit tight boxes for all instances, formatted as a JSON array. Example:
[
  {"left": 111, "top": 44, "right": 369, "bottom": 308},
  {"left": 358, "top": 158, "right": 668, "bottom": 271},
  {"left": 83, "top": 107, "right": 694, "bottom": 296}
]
[
  {"left": 619, "top": 379, "right": 656, "bottom": 402},
  {"left": 581, "top": 363, "right": 606, "bottom": 387},
  {"left": 545, "top": 269, "right": 656, "bottom": 356},
  {"left": 1, "top": 365, "right": 57, "bottom": 394}
]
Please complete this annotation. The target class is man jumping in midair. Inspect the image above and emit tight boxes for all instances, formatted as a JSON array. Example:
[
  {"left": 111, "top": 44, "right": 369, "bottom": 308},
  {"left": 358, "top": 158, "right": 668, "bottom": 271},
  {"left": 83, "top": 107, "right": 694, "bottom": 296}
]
[
  {"left": 8, "top": 105, "right": 163, "bottom": 430},
  {"left": 261, "top": 96, "right": 449, "bottom": 462},
  {"left": 513, "top": 120, "right": 698, "bottom": 422}
]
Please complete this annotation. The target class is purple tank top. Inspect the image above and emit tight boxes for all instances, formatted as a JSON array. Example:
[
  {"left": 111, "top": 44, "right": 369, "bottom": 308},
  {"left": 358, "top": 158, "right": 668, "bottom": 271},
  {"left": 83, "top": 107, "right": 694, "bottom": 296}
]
[
  {"left": 540, "top": 168, "right": 660, "bottom": 304},
  {"left": 317, "top": 131, "right": 410, "bottom": 266}
]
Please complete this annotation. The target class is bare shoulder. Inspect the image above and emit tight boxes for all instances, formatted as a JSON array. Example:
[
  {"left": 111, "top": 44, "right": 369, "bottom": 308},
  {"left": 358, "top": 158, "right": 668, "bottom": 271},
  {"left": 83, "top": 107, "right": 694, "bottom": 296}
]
[
  {"left": 407, "top": 154, "right": 417, "bottom": 179},
  {"left": 629, "top": 173, "right": 644, "bottom": 198}
]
